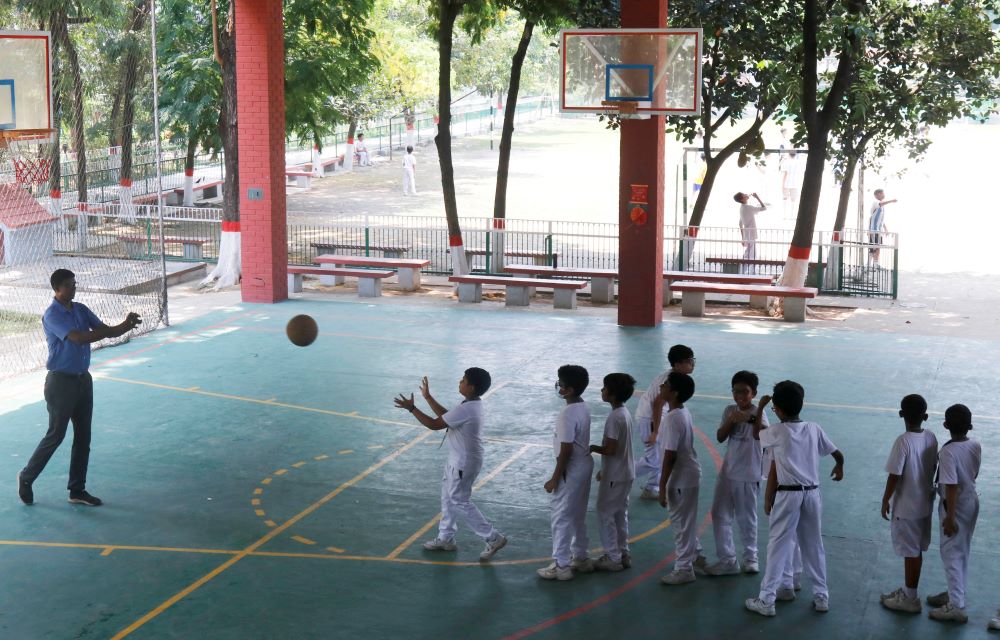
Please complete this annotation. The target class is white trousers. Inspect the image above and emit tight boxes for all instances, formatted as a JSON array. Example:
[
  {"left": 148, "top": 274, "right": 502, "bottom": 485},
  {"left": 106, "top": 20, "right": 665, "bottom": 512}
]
[
  {"left": 741, "top": 240, "right": 756, "bottom": 274},
  {"left": 438, "top": 463, "right": 497, "bottom": 542},
  {"left": 550, "top": 457, "right": 594, "bottom": 566},
  {"left": 634, "top": 416, "right": 660, "bottom": 491},
  {"left": 597, "top": 477, "right": 632, "bottom": 562},
  {"left": 711, "top": 478, "right": 759, "bottom": 564},
  {"left": 939, "top": 495, "right": 979, "bottom": 609},
  {"left": 403, "top": 168, "right": 417, "bottom": 194},
  {"left": 759, "top": 489, "right": 827, "bottom": 604},
  {"left": 667, "top": 484, "right": 701, "bottom": 571}
]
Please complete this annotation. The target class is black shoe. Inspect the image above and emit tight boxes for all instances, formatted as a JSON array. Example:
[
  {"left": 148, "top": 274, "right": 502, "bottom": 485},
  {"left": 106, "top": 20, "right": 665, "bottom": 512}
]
[
  {"left": 68, "top": 491, "right": 102, "bottom": 506},
  {"left": 17, "top": 471, "right": 33, "bottom": 505}
]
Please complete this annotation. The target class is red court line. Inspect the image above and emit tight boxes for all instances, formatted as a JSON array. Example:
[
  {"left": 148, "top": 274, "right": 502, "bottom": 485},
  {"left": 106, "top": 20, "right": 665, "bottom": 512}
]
[
  {"left": 91, "top": 311, "right": 253, "bottom": 371},
  {"left": 501, "top": 426, "right": 723, "bottom": 640}
]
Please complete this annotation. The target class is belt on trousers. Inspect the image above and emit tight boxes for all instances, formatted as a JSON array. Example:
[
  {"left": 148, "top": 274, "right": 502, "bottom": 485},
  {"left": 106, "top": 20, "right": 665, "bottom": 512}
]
[{"left": 777, "top": 484, "right": 818, "bottom": 492}]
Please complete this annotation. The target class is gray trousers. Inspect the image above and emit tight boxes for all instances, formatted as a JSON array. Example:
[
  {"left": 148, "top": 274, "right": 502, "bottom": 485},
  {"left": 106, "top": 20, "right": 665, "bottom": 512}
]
[{"left": 21, "top": 371, "right": 94, "bottom": 492}]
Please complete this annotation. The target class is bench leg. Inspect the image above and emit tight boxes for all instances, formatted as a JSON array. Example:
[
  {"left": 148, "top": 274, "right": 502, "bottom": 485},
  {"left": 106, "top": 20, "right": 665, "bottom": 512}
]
[
  {"left": 505, "top": 285, "right": 530, "bottom": 306},
  {"left": 662, "top": 282, "right": 673, "bottom": 307},
  {"left": 358, "top": 277, "right": 382, "bottom": 298},
  {"left": 321, "top": 263, "right": 346, "bottom": 286},
  {"left": 288, "top": 273, "right": 304, "bottom": 293},
  {"left": 591, "top": 278, "right": 614, "bottom": 304},
  {"left": 749, "top": 294, "right": 767, "bottom": 310},
  {"left": 123, "top": 240, "right": 145, "bottom": 258},
  {"left": 783, "top": 297, "right": 807, "bottom": 322},
  {"left": 183, "top": 244, "right": 203, "bottom": 260},
  {"left": 553, "top": 289, "right": 578, "bottom": 310},
  {"left": 398, "top": 268, "right": 420, "bottom": 291},
  {"left": 680, "top": 291, "right": 706, "bottom": 318},
  {"left": 457, "top": 282, "right": 482, "bottom": 303}
]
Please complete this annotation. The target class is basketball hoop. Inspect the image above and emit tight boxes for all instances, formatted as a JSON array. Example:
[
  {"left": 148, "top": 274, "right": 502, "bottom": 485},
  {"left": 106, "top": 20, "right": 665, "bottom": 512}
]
[
  {"left": 0, "top": 129, "right": 55, "bottom": 188},
  {"left": 601, "top": 100, "right": 640, "bottom": 118}
]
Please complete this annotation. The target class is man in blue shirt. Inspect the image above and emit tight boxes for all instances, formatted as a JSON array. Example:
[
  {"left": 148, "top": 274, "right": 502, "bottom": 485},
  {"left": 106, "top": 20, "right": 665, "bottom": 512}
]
[{"left": 17, "top": 269, "right": 141, "bottom": 506}]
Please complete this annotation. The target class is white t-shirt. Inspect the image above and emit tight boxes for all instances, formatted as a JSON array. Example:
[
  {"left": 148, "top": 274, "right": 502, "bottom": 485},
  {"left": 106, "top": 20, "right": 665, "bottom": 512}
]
[
  {"left": 634, "top": 371, "right": 669, "bottom": 422},
  {"left": 869, "top": 200, "right": 886, "bottom": 232},
  {"left": 554, "top": 402, "right": 591, "bottom": 464},
  {"left": 884, "top": 429, "right": 938, "bottom": 519},
  {"left": 739, "top": 204, "right": 764, "bottom": 242},
  {"left": 719, "top": 404, "right": 769, "bottom": 482},
  {"left": 659, "top": 407, "right": 701, "bottom": 489},
  {"left": 403, "top": 153, "right": 416, "bottom": 171},
  {"left": 759, "top": 421, "right": 837, "bottom": 487},
  {"left": 601, "top": 406, "right": 635, "bottom": 483},
  {"left": 937, "top": 439, "right": 981, "bottom": 503},
  {"left": 442, "top": 400, "right": 484, "bottom": 469}
]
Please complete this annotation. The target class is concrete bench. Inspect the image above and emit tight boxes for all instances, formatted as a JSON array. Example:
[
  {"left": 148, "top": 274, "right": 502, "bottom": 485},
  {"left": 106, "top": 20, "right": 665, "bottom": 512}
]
[
  {"left": 448, "top": 274, "right": 588, "bottom": 309},
  {"left": 705, "top": 256, "right": 818, "bottom": 275},
  {"left": 310, "top": 242, "right": 409, "bottom": 259},
  {"left": 287, "top": 266, "right": 395, "bottom": 297},
  {"left": 171, "top": 180, "right": 223, "bottom": 205},
  {"left": 118, "top": 235, "right": 209, "bottom": 260},
  {"left": 315, "top": 254, "right": 430, "bottom": 291},
  {"left": 670, "top": 282, "right": 818, "bottom": 322},
  {"left": 505, "top": 264, "right": 617, "bottom": 303},
  {"left": 286, "top": 170, "right": 313, "bottom": 189},
  {"left": 662, "top": 270, "right": 774, "bottom": 307},
  {"left": 464, "top": 248, "right": 559, "bottom": 267}
]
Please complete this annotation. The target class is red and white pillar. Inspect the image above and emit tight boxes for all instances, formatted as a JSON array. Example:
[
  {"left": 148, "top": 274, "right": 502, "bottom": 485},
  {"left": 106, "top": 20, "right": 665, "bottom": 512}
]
[
  {"left": 183, "top": 168, "right": 195, "bottom": 206},
  {"left": 617, "top": 0, "right": 667, "bottom": 327},
  {"left": 235, "top": 0, "right": 288, "bottom": 303}
]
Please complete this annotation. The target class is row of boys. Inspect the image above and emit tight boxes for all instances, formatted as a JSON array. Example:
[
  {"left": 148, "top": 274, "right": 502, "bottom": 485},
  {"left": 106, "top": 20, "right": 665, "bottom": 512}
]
[{"left": 393, "top": 345, "right": 989, "bottom": 626}]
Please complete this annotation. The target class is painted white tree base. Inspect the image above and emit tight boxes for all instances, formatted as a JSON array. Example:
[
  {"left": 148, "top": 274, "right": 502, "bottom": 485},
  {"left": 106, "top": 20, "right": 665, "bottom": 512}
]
[
  {"left": 200, "top": 230, "right": 242, "bottom": 290},
  {"left": 770, "top": 256, "right": 810, "bottom": 317}
]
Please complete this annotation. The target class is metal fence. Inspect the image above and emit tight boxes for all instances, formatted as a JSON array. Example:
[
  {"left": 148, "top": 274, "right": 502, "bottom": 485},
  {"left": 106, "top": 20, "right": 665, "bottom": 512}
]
[{"left": 68, "top": 207, "right": 897, "bottom": 298}]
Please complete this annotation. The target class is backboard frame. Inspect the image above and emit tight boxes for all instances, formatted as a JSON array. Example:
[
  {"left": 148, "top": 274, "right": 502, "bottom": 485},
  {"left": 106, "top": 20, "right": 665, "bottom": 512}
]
[
  {"left": 0, "top": 30, "right": 54, "bottom": 142},
  {"left": 559, "top": 28, "right": 702, "bottom": 117}
]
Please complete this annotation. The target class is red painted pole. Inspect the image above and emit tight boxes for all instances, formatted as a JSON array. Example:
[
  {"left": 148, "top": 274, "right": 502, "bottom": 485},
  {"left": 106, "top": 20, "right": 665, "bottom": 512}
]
[
  {"left": 235, "top": 0, "right": 288, "bottom": 303},
  {"left": 617, "top": 0, "right": 667, "bottom": 327}
]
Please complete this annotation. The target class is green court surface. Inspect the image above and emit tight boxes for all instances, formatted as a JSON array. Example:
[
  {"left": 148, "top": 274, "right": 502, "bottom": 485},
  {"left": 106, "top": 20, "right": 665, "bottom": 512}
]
[{"left": 2, "top": 298, "right": 999, "bottom": 639}]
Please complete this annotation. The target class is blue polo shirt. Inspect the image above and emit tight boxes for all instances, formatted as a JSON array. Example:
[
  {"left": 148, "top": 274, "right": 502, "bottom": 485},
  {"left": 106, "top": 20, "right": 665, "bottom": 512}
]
[{"left": 42, "top": 298, "right": 105, "bottom": 374}]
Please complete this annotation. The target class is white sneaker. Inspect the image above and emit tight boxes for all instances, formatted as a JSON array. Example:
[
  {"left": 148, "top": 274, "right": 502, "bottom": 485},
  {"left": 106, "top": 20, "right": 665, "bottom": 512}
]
[
  {"left": 640, "top": 488, "right": 659, "bottom": 500},
  {"left": 926, "top": 591, "right": 949, "bottom": 607},
  {"left": 537, "top": 562, "right": 573, "bottom": 581},
  {"left": 745, "top": 597, "right": 776, "bottom": 617},
  {"left": 742, "top": 560, "right": 759, "bottom": 574},
  {"left": 929, "top": 603, "right": 968, "bottom": 623},
  {"left": 479, "top": 534, "right": 507, "bottom": 561},
  {"left": 705, "top": 559, "right": 741, "bottom": 576},
  {"left": 422, "top": 537, "right": 457, "bottom": 551},
  {"left": 814, "top": 595, "right": 830, "bottom": 612},
  {"left": 571, "top": 557, "right": 595, "bottom": 573},
  {"left": 593, "top": 554, "right": 624, "bottom": 572},
  {"left": 988, "top": 610, "right": 1000, "bottom": 630},
  {"left": 881, "top": 588, "right": 921, "bottom": 613},
  {"left": 776, "top": 588, "right": 796, "bottom": 602},
  {"left": 661, "top": 569, "right": 696, "bottom": 585}
]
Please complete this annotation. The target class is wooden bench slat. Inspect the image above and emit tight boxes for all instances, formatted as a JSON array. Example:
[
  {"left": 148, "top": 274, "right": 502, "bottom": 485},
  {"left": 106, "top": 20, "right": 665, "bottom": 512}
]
[
  {"left": 505, "top": 265, "right": 616, "bottom": 278},
  {"left": 663, "top": 270, "right": 773, "bottom": 284},
  {"left": 315, "top": 254, "right": 429, "bottom": 268},
  {"left": 449, "top": 275, "right": 587, "bottom": 289}
]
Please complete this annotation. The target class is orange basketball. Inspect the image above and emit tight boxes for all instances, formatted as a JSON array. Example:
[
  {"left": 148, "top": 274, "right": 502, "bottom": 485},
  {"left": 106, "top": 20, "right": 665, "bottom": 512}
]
[{"left": 286, "top": 314, "right": 318, "bottom": 347}]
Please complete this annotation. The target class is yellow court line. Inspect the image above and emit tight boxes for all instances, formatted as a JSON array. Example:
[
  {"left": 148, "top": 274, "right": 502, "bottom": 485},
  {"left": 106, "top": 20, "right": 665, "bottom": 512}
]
[
  {"left": 338, "top": 449, "right": 354, "bottom": 455},
  {"left": 314, "top": 455, "right": 330, "bottom": 461},
  {"left": 110, "top": 430, "right": 433, "bottom": 640},
  {"left": 627, "top": 518, "right": 671, "bottom": 544},
  {"left": 326, "top": 547, "right": 345, "bottom": 554},
  {"left": 274, "top": 469, "right": 288, "bottom": 476},
  {"left": 0, "top": 540, "right": 240, "bottom": 556},
  {"left": 291, "top": 536, "right": 316, "bottom": 546},
  {"left": 101, "top": 547, "right": 114, "bottom": 556},
  {"left": 261, "top": 478, "right": 272, "bottom": 485},
  {"left": 253, "top": 488, "right": 263, "bottom": 495},
  {"left": 292, "top": 461, "right": 307, "bottom": 468},
  {"left": 385, "top": 444, "right": 533, "bottom": 560},
  {"left": 251, "top": 499, "right": 260, "bottom": 506}
]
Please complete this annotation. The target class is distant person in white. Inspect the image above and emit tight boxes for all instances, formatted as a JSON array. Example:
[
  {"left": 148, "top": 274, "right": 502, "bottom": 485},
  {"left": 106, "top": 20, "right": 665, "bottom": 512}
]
[
  {"left": 781, "top": 150, "right": 806, "bottom": 219},
  {"left": 734, "top": 192, "right": 766, "bottom": 274},
  {"left": 402, "top": 145, "right": 417, "bottom": 195},
  {"left": 355, "top": 133, "right": 370, "bottom": 166},
  {"left": 868, "top": 189, "right": 897, "bottom": 267}
]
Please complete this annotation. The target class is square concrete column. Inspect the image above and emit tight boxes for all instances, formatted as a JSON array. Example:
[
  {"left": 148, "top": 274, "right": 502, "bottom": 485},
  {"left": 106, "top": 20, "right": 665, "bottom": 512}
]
[
  {"left": 617, "top": 0, "right": 667, "bottom": 327},
  {"left": 236, "top": 0, "right": 288, "bottom": 303}
]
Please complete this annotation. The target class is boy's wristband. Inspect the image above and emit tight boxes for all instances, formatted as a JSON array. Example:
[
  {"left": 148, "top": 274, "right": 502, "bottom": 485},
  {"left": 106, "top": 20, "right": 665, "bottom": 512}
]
[{"left": 408, "top": 406, "right": 416, "bottom": 413}]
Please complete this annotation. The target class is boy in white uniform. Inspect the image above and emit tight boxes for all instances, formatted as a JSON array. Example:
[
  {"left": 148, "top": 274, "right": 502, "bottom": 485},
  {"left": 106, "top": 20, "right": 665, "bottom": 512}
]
[
  {"left": 402, "top": 145, "right": 417, "bottom": 195},
  {"left": 657, "top": 371, "right": 703, "bottom": 585},
  {"left": 590, "top": 373, "right": 637, "bottom": 572},
  {"left": 393, "top": 369, "right": 507, "bottom": 562},
  {"left": 634, "top": 345, "right": 695, "bottom": 501},
  {"left": 745, "top": 380, "right": 845, "bottom": 616},
  {"left": 734, "top": 192, "right": 766, "bottom": 273},
  {"left": 538, "top": 365, "right": 594, "bottom": 581},
  {"left": 925, "top": 404, "right": 980, "bottom": 624},
  {"left": 705, "top": 371, "right": 769, "bottom": 576},
  {"left": 879, "top": 394, "right": 938, "bottom": 613}
]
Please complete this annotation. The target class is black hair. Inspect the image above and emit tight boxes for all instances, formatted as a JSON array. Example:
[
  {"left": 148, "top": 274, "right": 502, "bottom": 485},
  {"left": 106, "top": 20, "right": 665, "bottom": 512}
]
[
  {"left": 731, "top": 370, "right": 759, "bottom": 394},
  {"left": 733, "top": 192, "right": 744, "bottom": 203},
  {"left": 464, "top": 367, "right": 491, "bottom": 397},
  {"left": 899, "top": 394, "right": 928, "bottom": 424},
  {"left": 772, "top": 380, "right": 805, "bottom": 417},
  {"left": 406, "top": 145, "right": 414, "bottom": 153},
  {"left": 50, "top": 268, "right": 75, "bottom": 291},
  {"left": 944, "top": 404, "right": 972, "bottom": 431},
  {"left": 603, "top": 373, "right": 636, "bottom": 403},
  {"left": 666, "top": 371, "right": 695, "bottom": 404},
  {"left": 667, "top": 344, "right": 694, "bottom": 367},
  {"left": 558, "top": 364, "right": 589, "bottom": 396}
]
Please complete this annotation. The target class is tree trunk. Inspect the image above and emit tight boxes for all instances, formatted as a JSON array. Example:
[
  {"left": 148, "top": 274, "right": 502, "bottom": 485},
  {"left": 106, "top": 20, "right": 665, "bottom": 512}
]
[
  {"left": 62, "top": 25, "right": 87, "bottom": 210},
  {"left": 344, "top": 119, "right": 358, "bottom": 172},
  {"left": 435, "top": 0, "right": 468, "bottom": 275},
  {"left": 116, "top": 1, "right": 151, "bottom": 224},
  {"left": 183, "top": 133, "right": 198, "bottom": 207},
  {"left": 47, "top": 9, "right": 64, "bottom": 217},
  {"left": 833, "top": 154, "right": 860, "bottom": 233}
]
